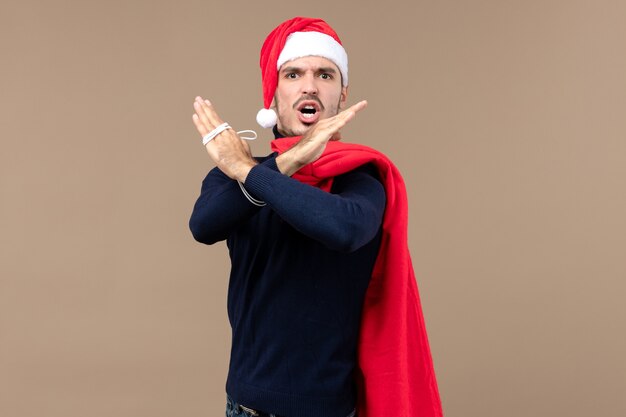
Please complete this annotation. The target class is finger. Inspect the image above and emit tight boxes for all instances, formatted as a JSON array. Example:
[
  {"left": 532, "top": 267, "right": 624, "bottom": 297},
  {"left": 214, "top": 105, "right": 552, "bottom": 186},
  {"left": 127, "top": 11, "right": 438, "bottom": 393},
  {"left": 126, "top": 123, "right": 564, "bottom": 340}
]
[
  {"left": 322, "top": 100, "right": 368, "bottom": 131},
  {"left": 193, "top": 99, "right": 214, "bottom": 130},
  {"left": 347, "top": 100, "right": 368, "bottom": 114},
  {"left": 336, "top": 100, "right": 368, "bottom": 123},
  {"left": 317, "top": 110, "right": 353, "bottom": 134},
  {"left": 299, "top": 99, "right": 368, "bottom": 144},
  {"left": 192, "top": 113, "right": 210, "bottom": 137},
  {"left": 195, "top": 96, "right": 223, "bottom": 127},
  {"left": 192, "top": 96, "right": 216, "bottom": 130}
]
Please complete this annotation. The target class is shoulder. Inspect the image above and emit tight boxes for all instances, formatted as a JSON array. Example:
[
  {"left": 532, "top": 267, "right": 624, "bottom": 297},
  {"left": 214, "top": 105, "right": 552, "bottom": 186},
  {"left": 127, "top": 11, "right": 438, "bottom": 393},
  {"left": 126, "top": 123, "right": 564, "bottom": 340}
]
[
  {"left": 335, "top": 162, "right": 381, "bottom": 183},
  {"left": 331, "top": 163, "right": 385, "bottom": 202}
]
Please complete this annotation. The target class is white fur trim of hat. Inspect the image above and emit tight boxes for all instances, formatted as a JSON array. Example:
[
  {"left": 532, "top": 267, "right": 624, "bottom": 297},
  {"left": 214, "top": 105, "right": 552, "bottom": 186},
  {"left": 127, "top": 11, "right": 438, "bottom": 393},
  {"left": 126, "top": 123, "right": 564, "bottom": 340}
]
[{"left": 277, "top": 31, "right": 348, "bottom": 86}]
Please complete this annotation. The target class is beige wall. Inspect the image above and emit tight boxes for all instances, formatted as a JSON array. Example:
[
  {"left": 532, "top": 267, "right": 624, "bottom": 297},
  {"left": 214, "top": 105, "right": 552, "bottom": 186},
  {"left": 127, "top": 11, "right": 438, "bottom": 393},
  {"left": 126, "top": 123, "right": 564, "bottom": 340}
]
[{"left": 1, "top": 1, "right": 625, "bottom": 416}]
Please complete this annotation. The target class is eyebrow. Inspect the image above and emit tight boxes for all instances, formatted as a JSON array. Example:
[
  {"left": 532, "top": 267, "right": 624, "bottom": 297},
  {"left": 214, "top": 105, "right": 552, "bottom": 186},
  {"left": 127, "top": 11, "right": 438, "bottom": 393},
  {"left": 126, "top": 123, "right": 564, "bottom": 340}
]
[{"left": 280, "top": 66, "right": 337, "bottom": 74}]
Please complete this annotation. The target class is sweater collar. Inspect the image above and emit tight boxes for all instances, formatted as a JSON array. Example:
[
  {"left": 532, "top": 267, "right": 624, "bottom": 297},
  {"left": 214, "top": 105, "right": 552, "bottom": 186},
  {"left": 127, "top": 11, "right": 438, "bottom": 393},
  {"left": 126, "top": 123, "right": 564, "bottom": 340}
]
[{"left": 272, "top": 125, "right": 284, "bottom": 139}]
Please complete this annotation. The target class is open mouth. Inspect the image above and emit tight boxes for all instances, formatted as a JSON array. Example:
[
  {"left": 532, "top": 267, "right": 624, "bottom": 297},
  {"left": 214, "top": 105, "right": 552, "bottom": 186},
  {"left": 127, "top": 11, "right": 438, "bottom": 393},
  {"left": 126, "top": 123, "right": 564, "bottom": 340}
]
[
  {"left": 300, "top": 105, "right": 317, "bottom": 119},
  {"left": 296, "top": 101, "right": 322, "bottom": 124}
]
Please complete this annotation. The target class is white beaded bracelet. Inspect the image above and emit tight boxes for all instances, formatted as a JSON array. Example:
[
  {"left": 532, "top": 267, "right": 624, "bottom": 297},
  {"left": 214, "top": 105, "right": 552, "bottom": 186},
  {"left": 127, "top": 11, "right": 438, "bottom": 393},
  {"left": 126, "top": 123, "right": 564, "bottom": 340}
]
[{"left": 202, "top": 122, "right": 231, "bottom": 145}]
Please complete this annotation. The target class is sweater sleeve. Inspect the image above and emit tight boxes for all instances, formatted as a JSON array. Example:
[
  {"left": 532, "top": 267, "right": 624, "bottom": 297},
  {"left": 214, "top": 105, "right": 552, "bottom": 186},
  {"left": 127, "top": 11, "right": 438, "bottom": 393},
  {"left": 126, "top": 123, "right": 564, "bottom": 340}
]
[
  {"left": 189, "top": 157, "right": 279, "bottom": 245},
  {"left": 243, "top": 162, "right": 386, "bottom": 253}
]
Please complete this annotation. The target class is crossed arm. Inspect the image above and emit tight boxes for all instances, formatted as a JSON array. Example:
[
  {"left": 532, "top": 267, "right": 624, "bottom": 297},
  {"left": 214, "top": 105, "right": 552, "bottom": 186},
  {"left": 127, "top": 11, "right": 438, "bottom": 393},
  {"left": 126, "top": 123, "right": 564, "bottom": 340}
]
[
  {"left": 191, "top": 95, "right": 367, "bottom": 181},
  {"left": 189, "top": 96, "right": 384, "bottom": 252},
  {"left": 189, "top": 156, "right": 386, "bottom": 252}
]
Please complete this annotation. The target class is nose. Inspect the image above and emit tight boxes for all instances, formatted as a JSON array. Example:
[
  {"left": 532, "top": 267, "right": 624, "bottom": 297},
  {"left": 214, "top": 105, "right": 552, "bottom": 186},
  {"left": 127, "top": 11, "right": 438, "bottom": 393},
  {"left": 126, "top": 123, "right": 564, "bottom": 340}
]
[{"left": 300, "top": 73, "right": 318, "bottom": 95}]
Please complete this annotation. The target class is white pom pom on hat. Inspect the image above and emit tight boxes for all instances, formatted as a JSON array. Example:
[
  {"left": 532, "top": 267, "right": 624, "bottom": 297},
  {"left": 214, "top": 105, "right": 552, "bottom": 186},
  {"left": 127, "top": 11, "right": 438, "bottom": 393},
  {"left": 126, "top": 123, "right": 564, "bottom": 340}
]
[
  {"left": 257, "top": 17, "right": 348, "bottom": 128},
  {"left": 256, "top": 108, "right": 278, "bottom": 129}
]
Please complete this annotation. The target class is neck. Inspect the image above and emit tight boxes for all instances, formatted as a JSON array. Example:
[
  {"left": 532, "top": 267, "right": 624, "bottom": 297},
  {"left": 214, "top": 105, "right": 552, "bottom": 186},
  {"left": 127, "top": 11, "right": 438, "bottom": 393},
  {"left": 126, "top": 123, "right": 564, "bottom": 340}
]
[{"left": 272, "top": 125, "right": 286, "bottom": 139}]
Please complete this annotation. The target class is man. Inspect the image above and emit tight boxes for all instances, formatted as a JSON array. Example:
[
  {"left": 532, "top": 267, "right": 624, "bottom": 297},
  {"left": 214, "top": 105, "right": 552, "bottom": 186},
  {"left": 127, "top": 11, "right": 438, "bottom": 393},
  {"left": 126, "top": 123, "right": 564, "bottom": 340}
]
[{"left": 190, "top": 17, "right": 443, "bottom": 417}]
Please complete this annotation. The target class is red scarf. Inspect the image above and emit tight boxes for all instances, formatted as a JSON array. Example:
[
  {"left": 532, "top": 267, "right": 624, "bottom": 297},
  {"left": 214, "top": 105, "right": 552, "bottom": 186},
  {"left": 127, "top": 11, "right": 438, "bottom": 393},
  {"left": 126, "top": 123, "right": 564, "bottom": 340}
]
[{"left": 271, "top": 137, "right": 443, "bottom": 417}]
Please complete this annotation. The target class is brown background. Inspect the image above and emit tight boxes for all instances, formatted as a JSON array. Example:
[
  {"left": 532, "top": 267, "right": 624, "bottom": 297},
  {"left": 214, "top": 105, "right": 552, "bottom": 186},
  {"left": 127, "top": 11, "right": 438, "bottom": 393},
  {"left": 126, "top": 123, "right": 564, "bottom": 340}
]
[{"left": 1, "top": 1, "right": 625, "bottom": 416}]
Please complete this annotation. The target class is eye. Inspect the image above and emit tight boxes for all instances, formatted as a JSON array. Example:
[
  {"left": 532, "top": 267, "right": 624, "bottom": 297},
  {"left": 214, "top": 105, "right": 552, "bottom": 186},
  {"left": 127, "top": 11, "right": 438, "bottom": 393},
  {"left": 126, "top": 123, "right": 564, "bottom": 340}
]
[
  {"left": 320, "top": 73, "right": 333, "bottom": 80},
  {"left": 285, "top": 72, "right": 298, "bottom": 79}
]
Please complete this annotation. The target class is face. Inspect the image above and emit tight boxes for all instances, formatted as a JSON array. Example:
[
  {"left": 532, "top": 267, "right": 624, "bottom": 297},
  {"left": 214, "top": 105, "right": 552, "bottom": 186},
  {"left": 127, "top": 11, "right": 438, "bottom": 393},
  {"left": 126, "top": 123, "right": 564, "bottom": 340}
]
[{"left": 273, "top": 56, "right": 348, "bottom": 137}]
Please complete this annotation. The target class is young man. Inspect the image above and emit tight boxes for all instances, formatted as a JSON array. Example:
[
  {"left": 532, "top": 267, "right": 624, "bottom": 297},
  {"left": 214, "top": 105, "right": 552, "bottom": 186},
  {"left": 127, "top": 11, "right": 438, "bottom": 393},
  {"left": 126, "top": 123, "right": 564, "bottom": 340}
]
[{"left": 190, "top": 17, "right": 443, "bottom": 417}]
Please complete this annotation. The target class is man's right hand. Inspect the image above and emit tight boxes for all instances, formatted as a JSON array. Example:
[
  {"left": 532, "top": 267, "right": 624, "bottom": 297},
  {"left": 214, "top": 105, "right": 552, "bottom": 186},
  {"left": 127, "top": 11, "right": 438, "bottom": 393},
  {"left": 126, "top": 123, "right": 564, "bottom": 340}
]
[{"left": 276, "top": 100, "right": 368, "bottom": 177}]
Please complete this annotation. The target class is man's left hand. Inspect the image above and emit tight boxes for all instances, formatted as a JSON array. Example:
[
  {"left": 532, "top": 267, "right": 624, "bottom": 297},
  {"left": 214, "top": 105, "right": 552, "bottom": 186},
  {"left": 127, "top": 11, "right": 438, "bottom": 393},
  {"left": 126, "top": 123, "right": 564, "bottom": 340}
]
[{"left": 192, "top": 96, "right": 257, "bottom": 182}]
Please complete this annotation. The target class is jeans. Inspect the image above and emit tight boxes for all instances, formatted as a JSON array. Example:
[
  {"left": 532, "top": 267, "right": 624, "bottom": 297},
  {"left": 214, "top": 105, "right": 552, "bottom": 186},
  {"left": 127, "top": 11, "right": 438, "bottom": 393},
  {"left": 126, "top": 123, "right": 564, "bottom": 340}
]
[{"left": 225, "top": 394, "right": 356, "bottom": 417}]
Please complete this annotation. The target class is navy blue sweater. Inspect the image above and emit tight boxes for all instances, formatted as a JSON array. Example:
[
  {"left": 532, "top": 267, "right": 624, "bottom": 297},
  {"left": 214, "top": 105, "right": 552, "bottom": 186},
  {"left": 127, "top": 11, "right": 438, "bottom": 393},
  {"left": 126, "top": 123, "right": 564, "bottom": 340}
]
[{"left": 189, "top": 143, "right": 386, "bottom": 417}]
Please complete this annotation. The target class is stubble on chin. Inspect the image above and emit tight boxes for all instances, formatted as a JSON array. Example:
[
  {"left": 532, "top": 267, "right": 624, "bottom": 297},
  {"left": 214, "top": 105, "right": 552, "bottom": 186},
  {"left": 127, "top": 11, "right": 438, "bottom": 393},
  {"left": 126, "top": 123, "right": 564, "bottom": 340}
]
[{"left": 279, "top": 123, "right": 312, "bottom": 138}]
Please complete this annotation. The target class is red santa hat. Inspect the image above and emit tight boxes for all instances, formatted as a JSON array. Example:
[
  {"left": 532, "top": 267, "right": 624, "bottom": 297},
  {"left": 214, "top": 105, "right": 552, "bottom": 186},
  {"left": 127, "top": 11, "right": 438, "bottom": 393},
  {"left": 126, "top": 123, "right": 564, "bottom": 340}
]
[{"left": 256, "top": 17, "right": 349, "bottom": 128}]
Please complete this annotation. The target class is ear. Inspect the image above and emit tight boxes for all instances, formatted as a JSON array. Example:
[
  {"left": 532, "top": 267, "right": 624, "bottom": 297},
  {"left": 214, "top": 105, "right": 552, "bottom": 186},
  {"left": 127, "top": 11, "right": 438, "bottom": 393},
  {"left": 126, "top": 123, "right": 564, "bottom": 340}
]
[{"left": 339, "top": 86, "right": 348, "bottom": 109}]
